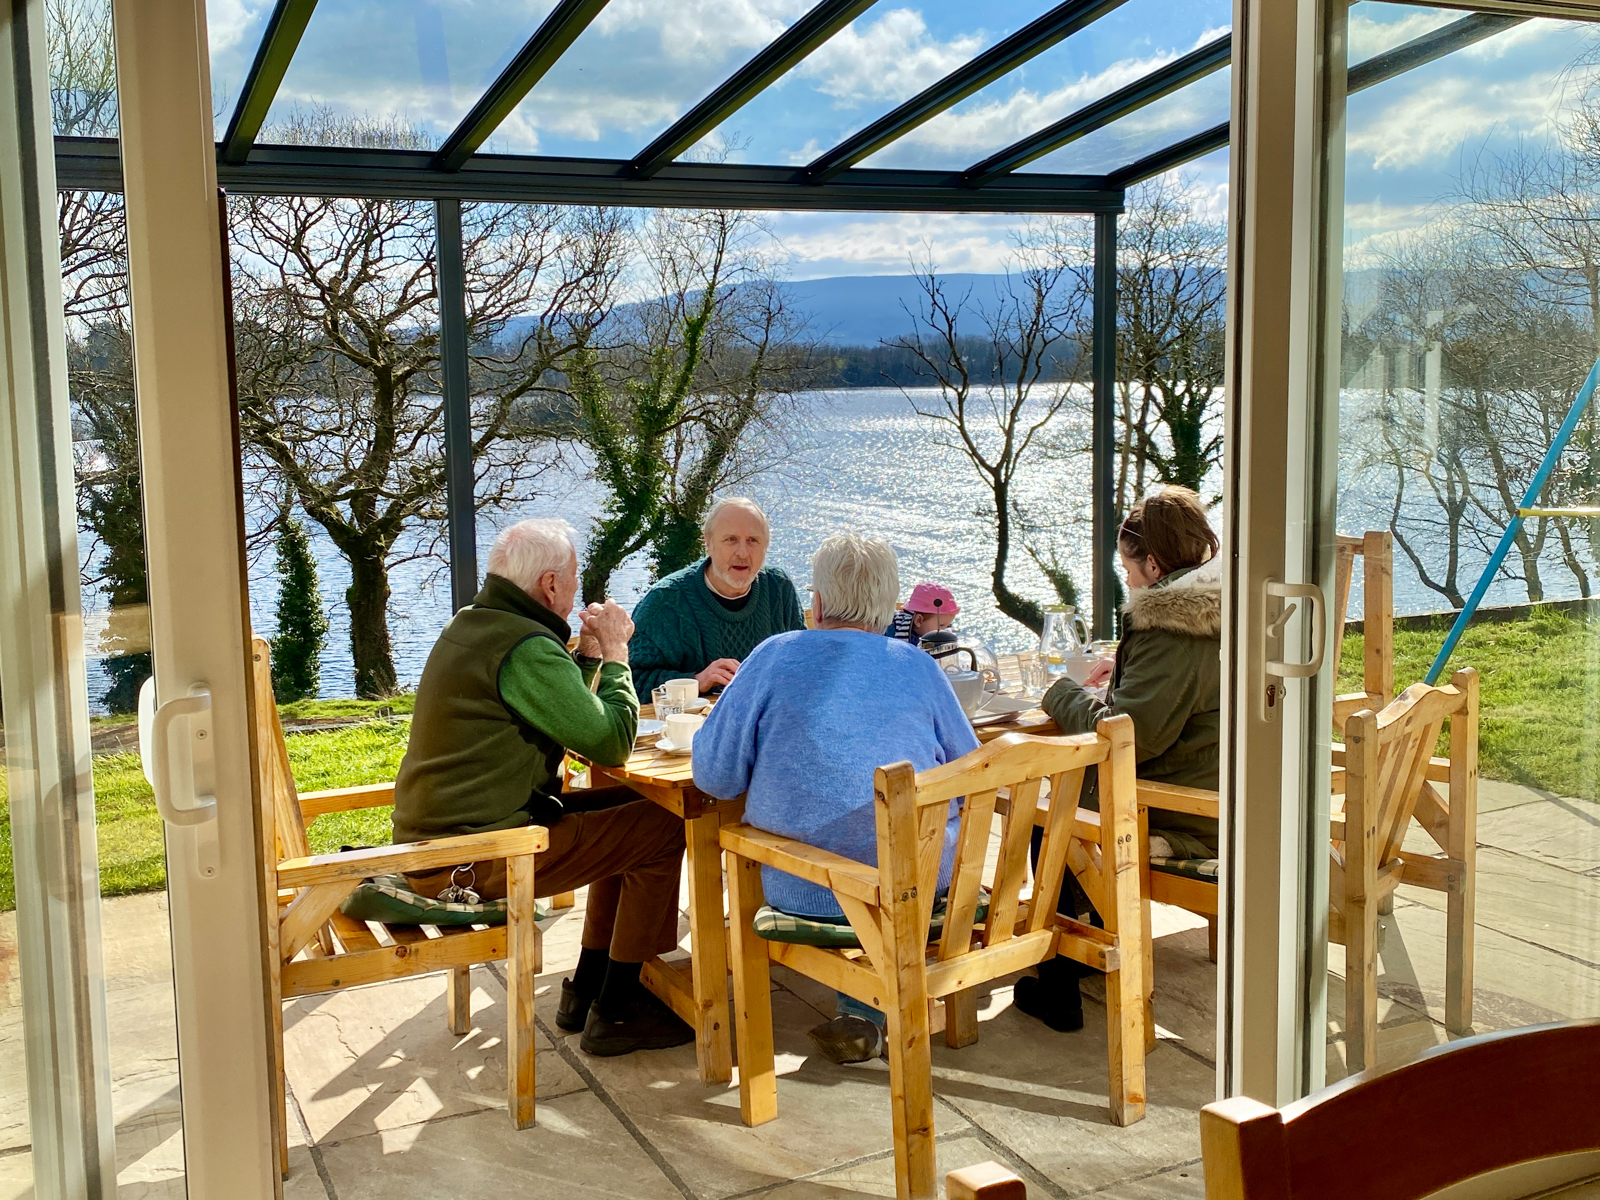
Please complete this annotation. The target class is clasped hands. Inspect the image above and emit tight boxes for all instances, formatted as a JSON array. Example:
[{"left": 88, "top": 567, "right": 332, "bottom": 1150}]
[{"left": 577, "top": 598, "right": 634, "bottom": 662}]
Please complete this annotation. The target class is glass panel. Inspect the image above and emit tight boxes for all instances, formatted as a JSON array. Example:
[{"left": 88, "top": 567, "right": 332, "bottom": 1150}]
[
  {"left": 257, "top": 0, "right": 559, "bottom": 150},
  {"left": 205, "top": 0, "right": 275, "bottom": 127},
  {"left": 1318, "top": 3, "right": 1600, "bottom": 1083},
  {"left": 48, "top": 0, "right": 118, "bottom": 136},
  {"left": 851, "top": 0, "right": 1230, "bottom": 172},
  {"left": 498, "top": 0, "right": 816, "bottom": 160},
  {"left": 1020, "top": 65, "right": 1229, "bottom": 175}
]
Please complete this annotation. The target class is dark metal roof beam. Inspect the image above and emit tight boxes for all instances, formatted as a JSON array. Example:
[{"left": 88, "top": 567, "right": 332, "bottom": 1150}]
[
  {"left": 1099, "top": 12, "right": 1526, "bottom": 189},
  {"left": 965, "top": 33, "right": 1231, "bottom": 186},
  {"left": 630, "top": 0, "right": 879, "bottom": 179},
  {"left": 1347, "top": 12, "right": 1525, "bottom": 94},
  {"left": 806, "top": 0, "right": 1130, "bottom": 183},
  {"left": 220, "top": 0, "right": 319, "bottom": 165},
  {"left": 55, "top": 136, "right": 1123, "bottom": 213},
  {"left": 433, "top": 0, "right": 611, "bottom": 173}
]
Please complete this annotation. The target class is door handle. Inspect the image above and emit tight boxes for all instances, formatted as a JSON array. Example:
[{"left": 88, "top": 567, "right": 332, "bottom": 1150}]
[
  {"left": 1262, "top": 581, "right": 1326, "bottom": 680},
  {"left": 138, "top": 678, "right": 220, "bottom": 877}
]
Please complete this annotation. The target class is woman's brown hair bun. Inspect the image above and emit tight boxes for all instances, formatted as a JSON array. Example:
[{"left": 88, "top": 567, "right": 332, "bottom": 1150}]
[{"left": 1118, "top": 486, "right": 1219, "bottom": 576}]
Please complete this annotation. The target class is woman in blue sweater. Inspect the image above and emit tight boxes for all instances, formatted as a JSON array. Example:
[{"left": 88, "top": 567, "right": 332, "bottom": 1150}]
[{"left": 693, "top": 532, "right": 978, "bottom": 1064}]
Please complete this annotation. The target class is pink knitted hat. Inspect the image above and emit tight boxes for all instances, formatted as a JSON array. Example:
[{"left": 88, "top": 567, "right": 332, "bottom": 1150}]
[{"left": 904, "top": 582, "right": 959, "bottom": 616}]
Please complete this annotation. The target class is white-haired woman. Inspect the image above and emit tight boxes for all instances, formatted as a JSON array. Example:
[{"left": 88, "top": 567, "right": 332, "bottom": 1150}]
[{"left": 693, "top": 532, "right": 978, "bottom": 1063}]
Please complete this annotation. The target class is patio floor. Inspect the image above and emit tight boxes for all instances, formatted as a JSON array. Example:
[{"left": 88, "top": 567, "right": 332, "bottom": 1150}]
[{"left": 2, "top": 774, "right": 1599, "bottom": 1198}]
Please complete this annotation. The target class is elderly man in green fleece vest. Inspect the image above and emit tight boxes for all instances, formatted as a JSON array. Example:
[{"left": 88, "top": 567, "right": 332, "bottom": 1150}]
[
  {"left": 392, "top": 518, "right": 693, "bottom": 1058},
  {"left": 629, "top": 496, "right": 806, "bottom": 696}
]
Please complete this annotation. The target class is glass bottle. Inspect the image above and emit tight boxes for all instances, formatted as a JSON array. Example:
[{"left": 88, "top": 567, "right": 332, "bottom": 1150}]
[{"left": 1039, "top": 604, "right": 1090, "bottom": 677}]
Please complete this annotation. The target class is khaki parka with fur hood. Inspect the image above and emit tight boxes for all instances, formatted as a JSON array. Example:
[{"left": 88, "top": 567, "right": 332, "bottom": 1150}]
[{"left": 1041, "top": 555, "right": 1222, "bottom": 849}]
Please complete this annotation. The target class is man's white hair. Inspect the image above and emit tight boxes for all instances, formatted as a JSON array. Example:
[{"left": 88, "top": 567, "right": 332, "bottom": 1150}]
[
  {"left": 811, "top": 532, "right": 899, "bottom": 631},
  {"left": 701, "top": 496, "right": 770, "bottom": 542},
  {"left": 486, "top": 518, "right": 577, "bottom": 594}
]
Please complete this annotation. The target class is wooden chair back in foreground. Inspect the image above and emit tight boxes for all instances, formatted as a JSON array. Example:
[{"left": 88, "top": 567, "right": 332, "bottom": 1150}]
[
  {"left": 251, "top": 636, "right": 546, "bottom": 1177},
  {"left": 946, "top": 1161, "right": 1027, "bottom": 1199},
  {"left": 1332, "top": 531, "right": 1395, "bottom": 731},
  {"left": 1200, "top": 1019, "right": 1600, "bottom": 1200},
  {"left": 1331, "top": 666, "right": 1478, "bottom": 1072},
  {"left": 721, "top": 717, "right": 1147, "bottom": 1200}
]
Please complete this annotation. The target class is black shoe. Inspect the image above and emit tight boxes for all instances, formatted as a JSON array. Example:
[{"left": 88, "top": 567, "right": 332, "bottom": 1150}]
[
  {"left": 807, "top": 1016, "right": 885, "bottom": 1065},
  {"left": 579, "top": 992, "right": 695, "bottom": 1057},
  {"left": 1013, "top": 972, "right": 1085, "bottom": 1033},
  {"left": 556, "top": 978, "right": 595, "bottom": 1033}
]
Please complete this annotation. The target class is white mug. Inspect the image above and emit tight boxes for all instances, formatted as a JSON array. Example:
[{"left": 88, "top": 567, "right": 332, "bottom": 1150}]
[
  {"left": 665, "top": 712, "right": 704, "bottom": 748},
  {"left": 665, "top": 677, "right": 698, "bottom": 707}
]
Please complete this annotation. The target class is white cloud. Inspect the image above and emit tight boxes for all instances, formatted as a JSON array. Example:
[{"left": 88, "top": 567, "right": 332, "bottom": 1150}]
[
  {"left": 1346, "top": 10, "right": 1458, "bottom": 64},
  {"left": 206, "top": 0, "right": 270, "bottom": 55},
  {"left": 768, "top": 211, "right": 1037, "bottom": 277},
  {"left": 1346, "top": 72, "right": 1563, "bottom": 171},
  {"left": 795, "top": 8, "right": 985, "bottom": 104},
  {"left": 594, "top": 0, "right": 809, "bottom": 59}
]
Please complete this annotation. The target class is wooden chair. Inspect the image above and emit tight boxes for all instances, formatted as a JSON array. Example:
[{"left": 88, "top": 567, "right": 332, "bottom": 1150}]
[
  {"left": 1332, "top": 531, "right": 1395, "bottom": 730},
  {"left": 721, "top": 717, "right": 1148, "bottom": 1200},
  {"left": 251, "top": 636, "right": 546, "bottom": 1178},
  {"left": 1131, "top": 668, "right": 1478, "bottom": 1075},
  {"left": 1200, "top": 1019, "right": 1600, "bottom": 1200}
]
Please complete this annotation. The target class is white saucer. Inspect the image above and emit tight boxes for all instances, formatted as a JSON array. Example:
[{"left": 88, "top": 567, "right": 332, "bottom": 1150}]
[
  {"left": 655, "top": 735, "right": 693, "bottom": 756},
  {"left": 682, "top": 697, "right": 710, "bottom": 712},
  {"left": 636, "top": 718, "right": 665, "bottom": 739}
]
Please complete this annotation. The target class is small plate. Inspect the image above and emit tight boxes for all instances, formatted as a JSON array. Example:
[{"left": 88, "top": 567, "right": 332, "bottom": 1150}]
[
  {"left": 636, "top": 718, "right": 665, "bottom": 739},
  {"left": 655, "top": 735, "right": 693, "bottom": 756},
  {"left": 969, "top": 709, "right": 1018, "bottom": 727},
  {"left": 682, "top": 697, "right": 710, "bottom": 713},
  {"left": 978, "top": 694, "right": 1034, "bottom": 716}
]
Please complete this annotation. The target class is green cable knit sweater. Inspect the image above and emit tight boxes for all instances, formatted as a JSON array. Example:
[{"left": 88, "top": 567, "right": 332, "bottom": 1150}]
[{"left": 628, "top": 558, "right": 805, "bottom": 695}]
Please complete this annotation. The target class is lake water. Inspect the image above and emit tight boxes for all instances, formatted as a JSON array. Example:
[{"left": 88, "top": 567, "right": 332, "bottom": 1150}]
[{"left": 83, "top": 386, "right": 1593, "bottom": 706}]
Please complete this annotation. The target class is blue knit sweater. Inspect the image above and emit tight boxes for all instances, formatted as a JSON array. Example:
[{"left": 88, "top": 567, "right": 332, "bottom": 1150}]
[{"left": 692, "top": 629, "right": 980, "bottom": 918}]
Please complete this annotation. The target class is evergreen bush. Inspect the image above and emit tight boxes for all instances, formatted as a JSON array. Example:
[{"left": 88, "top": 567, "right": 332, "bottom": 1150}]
[{"left": 271, "top": 518, "right": 328, "bottom": 702}]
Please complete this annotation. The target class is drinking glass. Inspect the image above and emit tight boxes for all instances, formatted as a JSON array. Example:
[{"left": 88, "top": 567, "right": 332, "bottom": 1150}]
[
  {"left": 652, "top": 684, "right": 684, "bottom": 718},
  {"left": 1018, "top": 652, "right": 1048, "bottom": 696}
]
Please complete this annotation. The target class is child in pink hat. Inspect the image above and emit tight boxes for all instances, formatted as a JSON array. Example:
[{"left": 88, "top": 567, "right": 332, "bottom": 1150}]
[{"left": 885, "top": 581, "right": 960, "bottom": 645}]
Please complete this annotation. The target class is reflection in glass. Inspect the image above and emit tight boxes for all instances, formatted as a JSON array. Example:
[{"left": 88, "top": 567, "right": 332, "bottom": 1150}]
[
  {"left": 48, "top": 0, "right": 118, "bottom": 137},
  {"left": 1321, "top": 3, "right": 1600, "bottom": 1083}
]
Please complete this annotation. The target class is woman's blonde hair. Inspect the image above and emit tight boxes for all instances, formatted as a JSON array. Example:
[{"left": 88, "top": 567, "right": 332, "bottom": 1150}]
[
  {"left": 1118, "top": 487, "right": 1218, "bottom": 576},
  {"left": 811, "top": 532, "right": 899, "bottom": 631}
]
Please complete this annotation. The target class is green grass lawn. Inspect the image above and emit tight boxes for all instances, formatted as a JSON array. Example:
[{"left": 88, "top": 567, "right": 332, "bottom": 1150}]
[
  {"left": 3, "top": 610, "right": 1598, "bottom": 911},
  {"left": 0, "top": 718, "right": 408, "bottom": 912},
  {"left": 1337, "top": 608, "right": 1600, "bottom": 800}
]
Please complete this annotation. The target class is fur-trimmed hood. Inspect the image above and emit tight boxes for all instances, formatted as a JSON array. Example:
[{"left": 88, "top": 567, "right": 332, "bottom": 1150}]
[{"left": 1123, "top": 555, "right": 1222, "bottom": 639}]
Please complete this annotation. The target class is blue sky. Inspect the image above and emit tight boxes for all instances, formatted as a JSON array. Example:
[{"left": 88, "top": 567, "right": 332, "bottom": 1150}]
[{"left": 196, "top": 0, "right": 1596, "bottom": 278}]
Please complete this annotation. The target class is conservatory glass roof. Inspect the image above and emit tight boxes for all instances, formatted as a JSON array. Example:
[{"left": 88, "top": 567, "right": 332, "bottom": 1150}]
[{"left": 51, "top": 0, "right": 1525, "bottom": 213}]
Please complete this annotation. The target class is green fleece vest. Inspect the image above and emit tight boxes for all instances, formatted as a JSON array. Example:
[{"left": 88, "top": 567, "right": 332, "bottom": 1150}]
[{"left": 391, "top": 574, "right": 571, "bottom": 844}]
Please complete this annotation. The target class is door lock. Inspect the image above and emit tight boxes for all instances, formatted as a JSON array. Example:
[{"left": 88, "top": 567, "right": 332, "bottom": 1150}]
[{"left": 1258, "top": 580, "right": 1326, "bottom": 721}]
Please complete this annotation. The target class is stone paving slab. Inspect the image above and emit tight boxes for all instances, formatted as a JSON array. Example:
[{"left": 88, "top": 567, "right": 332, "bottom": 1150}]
[
  {"left": 1476, "top": 797, "right": 1600, "bottom": 877},
  {"left": 284, "top": 964, "right": 585, "bottom": 1146},
  {"left": 313, "top": 1092, "right": 682, "bottom": 1199},
  {"left": 753, "top": 1132, "right": 1027, "bottom": 1199}
]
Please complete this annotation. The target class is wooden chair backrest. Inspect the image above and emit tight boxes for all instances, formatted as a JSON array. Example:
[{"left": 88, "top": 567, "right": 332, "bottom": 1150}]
[
  {"left": 1344, "top": 673, "right": 1469, "bottom": 868},
  {"left": 1332, "top": 531, "right": 1394, "bottom": 709},
  {"left": 250, "top": 634, "right": 311, "bottom": 864},
  {"left": 875, "top": 718, "right": 1133, "bottom": 965},
  {"left": 1200, "top": 1020, "right": 1600, "bottom": 1200}
]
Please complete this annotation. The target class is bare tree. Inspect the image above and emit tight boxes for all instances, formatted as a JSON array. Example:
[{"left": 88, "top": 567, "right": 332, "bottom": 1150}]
[
  {"left": 569, "top": 207, "right": 814, "bottom": 600},
  {"left": 232, "top": 194, "right": 627, "bottom": 696},
  {"left": 889, "top": 249, "right": 1087, "bottom": 633}
]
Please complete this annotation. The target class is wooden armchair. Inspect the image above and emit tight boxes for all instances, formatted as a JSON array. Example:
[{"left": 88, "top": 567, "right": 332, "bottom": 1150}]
[
  {"left": 1200, "top": 1019, "right": 1600, "bottom": 1200},
  {"left": 1332, "top": 531, "right": 1395, "bottom": 730},
  {"left": 720, "top": 717, "right": 1148, "bottom": 1200},
  {"left": 1128, "top": 669, "right": 1479, "bottom": 1075},
  {"left": 251, "top": 637, "right": 546, "bottom": 1177}
]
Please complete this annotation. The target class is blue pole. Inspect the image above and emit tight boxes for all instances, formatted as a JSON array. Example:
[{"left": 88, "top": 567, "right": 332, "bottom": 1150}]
[{"left": 1425, "top": 354, "right": 1600, "bottom": 684}]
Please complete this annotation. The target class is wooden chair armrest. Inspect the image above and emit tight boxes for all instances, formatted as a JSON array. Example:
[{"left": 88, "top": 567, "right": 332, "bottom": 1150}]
[
  {"left": 719, "top": 823, "right": 880, "bottom": 905},
  {"left": 299, "top": 782, "right": 396, "bottom": 820},
  {"left": 1136, "top": 780, "right": 1220, "bottom": 819},
  {"left": 277, "top": 825, "right": 548, "bottom": 889}
]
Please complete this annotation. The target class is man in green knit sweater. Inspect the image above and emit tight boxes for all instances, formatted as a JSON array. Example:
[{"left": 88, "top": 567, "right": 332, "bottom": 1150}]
[
  {"left": 393, "top": 518, "right": 693, "bottom": 1058},
  {"left": 629, "top": 497, "right": 806, "bottom": 696}
]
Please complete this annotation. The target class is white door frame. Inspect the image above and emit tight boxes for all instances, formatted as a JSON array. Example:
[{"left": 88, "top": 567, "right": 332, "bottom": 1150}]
[
  {"left": 112, "top": 1, "right": 279, "bottom": 1195},
  {"left": 0, "top": 2, "right": 118, "bottom": 1194}
]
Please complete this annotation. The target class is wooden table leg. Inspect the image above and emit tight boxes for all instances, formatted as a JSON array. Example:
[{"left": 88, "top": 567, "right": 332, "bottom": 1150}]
[{"left": 685, "top": 808, "right": 734, "bottom": 1085}]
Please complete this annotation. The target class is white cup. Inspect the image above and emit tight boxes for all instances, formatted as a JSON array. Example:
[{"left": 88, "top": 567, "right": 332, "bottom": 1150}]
[
  {"left": 665, "top": 678, "right": 698, "bottom": 707},
  {"left": 665, "top": 712, "right": 704, "bottom": 748}
]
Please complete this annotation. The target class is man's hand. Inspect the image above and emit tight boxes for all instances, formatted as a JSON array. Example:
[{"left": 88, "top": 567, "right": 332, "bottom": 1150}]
[
  {"left": 695, "top": 658, "right": 740, "bottom": 693},
  {"left": 579, "top": 600, "right": 634, "bottom": 663}
]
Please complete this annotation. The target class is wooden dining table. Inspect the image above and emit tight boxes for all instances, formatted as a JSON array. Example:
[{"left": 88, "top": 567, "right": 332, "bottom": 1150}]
[{"left": 573, "top": 687, "right": 1064, "bottom": 1086}]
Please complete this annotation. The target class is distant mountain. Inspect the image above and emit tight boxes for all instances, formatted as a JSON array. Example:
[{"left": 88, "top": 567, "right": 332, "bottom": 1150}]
[{"left": 783, "top": 274, "right": 1015, "bottom": 346}]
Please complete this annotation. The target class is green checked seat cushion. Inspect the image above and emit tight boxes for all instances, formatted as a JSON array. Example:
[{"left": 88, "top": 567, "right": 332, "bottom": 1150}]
[
  {"left": 339, "top": 874, "right": 518, "bottom": 927},
  {"left": 752, "top": 891, "right": 990, "bottom": 949},
  {"left": 1147, "top": 828, "right": 1219, "bottom": 885}
]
